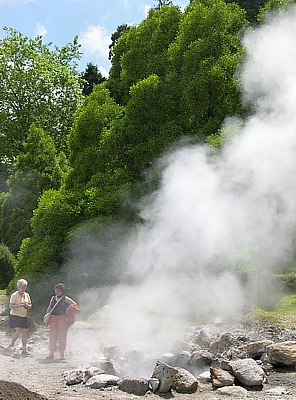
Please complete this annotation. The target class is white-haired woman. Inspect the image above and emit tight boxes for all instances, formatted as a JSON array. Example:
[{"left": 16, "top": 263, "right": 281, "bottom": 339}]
[{"left": 9, "top": 278, "right": 32, "bottom": 354}]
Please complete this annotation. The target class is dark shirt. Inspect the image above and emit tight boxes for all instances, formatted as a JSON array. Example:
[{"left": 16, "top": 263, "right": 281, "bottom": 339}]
[{"left": 50, "top": 296, "right": 68, "bottom": 315}]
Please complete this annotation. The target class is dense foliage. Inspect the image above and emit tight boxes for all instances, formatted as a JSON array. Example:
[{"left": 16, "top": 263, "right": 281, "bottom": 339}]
[
  {"left": 0, "top": 28, "right": 83, "bottom": 160},
  {"left": 0, "top": 0, "right": 294, "bottom": 310},
  {"left": 0, "top": 245, "right": 15, "bottom": 289}
]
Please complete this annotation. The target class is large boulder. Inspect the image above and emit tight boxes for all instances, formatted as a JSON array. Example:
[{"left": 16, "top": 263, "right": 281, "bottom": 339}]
[
  {"left": 228, "top": 358, "right": 266, "bottom": 388},
  {"left": 118, "top": 376, "right": 149, "bottom": 395},
  {"left": 210, "top": 367, "right": 235, "bottom": 388},
  {"left": 266, "top": 341, "right": 296, "bottom": 367},
  {"left": 246, "top": 340, "right": 274, "bottom": 359},
  {"left": 188, "top": 349, "right": 215, "bottom": 368},
  {"left": 172, "top": 367, "right": 198, "bottom": 393},
  {"left": 164, "top": 350, "right": 191, "bottom": 369},
  {"left": 85, "top": 373, "right": 120, "bottom": 389},
  {"left": 151, "top": 361, "right": 178, "bottom": 393}
]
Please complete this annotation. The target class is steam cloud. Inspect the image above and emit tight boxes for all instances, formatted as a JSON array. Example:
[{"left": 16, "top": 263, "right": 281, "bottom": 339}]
[{"left": 71, "top": 9, "right": 296, "bottom": 365}]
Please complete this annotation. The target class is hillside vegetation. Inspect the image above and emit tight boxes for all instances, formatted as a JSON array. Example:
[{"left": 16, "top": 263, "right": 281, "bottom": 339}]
[{"left": 0, "top": 0, "right": 296, "bottom": 317}]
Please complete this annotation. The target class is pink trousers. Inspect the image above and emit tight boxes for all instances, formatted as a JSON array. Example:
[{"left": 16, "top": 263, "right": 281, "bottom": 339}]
[{"left": 49, "top": 314, "right": 68, "bottom": 352}]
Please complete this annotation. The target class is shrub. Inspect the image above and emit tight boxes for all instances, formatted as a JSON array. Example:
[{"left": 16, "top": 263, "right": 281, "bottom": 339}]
[{"left": 0, "top": 245, "right": 15, "bottom": 289}]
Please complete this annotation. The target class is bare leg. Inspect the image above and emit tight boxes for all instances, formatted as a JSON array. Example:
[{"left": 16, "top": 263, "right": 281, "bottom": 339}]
[
  {"left": 21, "top": 329, "right": 28, "bottom": 353},
  {"left": 10, "top": 327, "right": 22, "bottom": 348}
]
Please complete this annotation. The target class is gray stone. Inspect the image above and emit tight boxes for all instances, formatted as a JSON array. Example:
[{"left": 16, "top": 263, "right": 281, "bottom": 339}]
[
  {"left": 197, "top": 370, "right": 212, "bottom": 383},
  {"left": 118, "top": 376, "right": 149, "bottom": 395},
  {"left": 166, "top": 350, "right": 191, "bottom": 369},
  {"left": 172, "top": 367, "right": 198, "bottom": 393},
  {"left": 148, "top": 378, "right": 159, "bottom": 392},
  {"left": 264, "top": 386, "right": 289, "bottom": 395},
  {"left": 85, "top": 373, "right": 120, "bottom": 389},
  {"left": 229, "top": 358, "right": 266, "bottom": 387},
  {"left": 151, "top": 361, "right": 178, "bottom": 393},
  {"left": 189, "top": 349, "right": 214, "bottom": 368},
  {"left": 216, "top": 386, "right": 248, "bottom": 397}
]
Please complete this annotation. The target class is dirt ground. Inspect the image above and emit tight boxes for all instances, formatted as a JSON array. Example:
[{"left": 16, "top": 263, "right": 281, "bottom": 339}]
[{"left": 0, "top": 320, "right": 295, "bottom": 400}]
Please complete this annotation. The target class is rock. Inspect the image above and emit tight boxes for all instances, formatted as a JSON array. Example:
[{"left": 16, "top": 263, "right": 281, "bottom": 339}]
[
  {"left": 99, "top": 359, "right": 121, "bottom": 375},
  {"left": 266, "top": 341, "right": 296, "bottom": 367},
  {"left": 216, "top": 385, "right": 249, "bottom": 397},
  {"left": 103, "top": 345, "right": 122, "bottom": 360},
  {"left": 220, "top": 359, "right": 232, "bottom": 371},
  {"left": 64, "top": 370, "right": 84, "bottom": 385},
  {"left": 246, "top": 340, "right": 274, "bottom": 359},
  {"left": 197, "top": 370, "right": 212, "bottom": 383},
  {"left": 229, "top": 358, "right": 266, "bottom": 388},
  {"left": 209, "top": 333, "right": 237, "bottom": 353},
  {"left": 148, "top": 378, "right": 159, "bottom": 392},
  {"left": 118, "top": 376, "right": 149, "bottom": 395},
  {"left": 82, "top": 367, "right": 103, "bottom": 383},
  {"left": 264, "top": 386, "right": 289, "bottom": 395},
  {"left": 210, "top": 367, "right": 235, "bottom": 388},
  {"left": 195, "top": 328, "right": 212, "bottom": 346},
  {"left": 172, "top": 367, "right": 198, "bottom": 393},
  {"left": 260, "top": 352, "right": 269, "bottom": 364},
  {"left": 188, "top": 349, "right": 214, "bottom": 368},
  {"left": 85, "top": 373, "right": 120, "bottom": 389},
  {"left": 151, "top": 361, "right": 178, "bottom": 393},
  {"left": 165, "top": 350, "right": 191, "bottom": 369},
  {"left": 63, "top": 367, "right": 103, "bottom": 385}
]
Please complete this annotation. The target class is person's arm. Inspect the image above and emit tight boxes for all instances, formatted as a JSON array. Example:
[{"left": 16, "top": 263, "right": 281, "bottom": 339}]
[
  {"left": 45, "top": 296, "right": 54, "bottom": 313},
  {"left": 9, "top": 302, "right": 23, "bottom": 310},
  {"left": 21, "top": 293, "right": 32, "bottom": 309},
  {"left": 65, "top": 297, "right": 79, "bottom": 314},
  {"left": 9, "top": 293, "right": 22, "bottom": 310}
]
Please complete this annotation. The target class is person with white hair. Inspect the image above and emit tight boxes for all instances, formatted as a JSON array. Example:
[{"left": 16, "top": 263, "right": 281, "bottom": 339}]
[{"left": 8, "top": 278, "right": 32, "bottom": 355}]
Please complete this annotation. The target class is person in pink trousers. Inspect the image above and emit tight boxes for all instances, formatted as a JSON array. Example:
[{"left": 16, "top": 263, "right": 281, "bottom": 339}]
[{"left": 45, "top": 283, "right": 79, "bottom": 360}]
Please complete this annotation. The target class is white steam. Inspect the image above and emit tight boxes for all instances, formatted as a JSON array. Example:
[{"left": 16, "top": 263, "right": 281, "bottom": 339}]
[{"left": 72, "top": 9, "right": 296, "bottom": 364}]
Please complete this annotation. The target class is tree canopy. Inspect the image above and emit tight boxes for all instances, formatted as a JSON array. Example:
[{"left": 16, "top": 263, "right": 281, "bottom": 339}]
[
  {"left": 9, "top": 0, "right": 249, "bottom": 291},
  {"left": 0, "top": 27, "right": 83, "bottom": 160},
  {"left": 7, "top": 0, "right": 292, "bottom": 311}
]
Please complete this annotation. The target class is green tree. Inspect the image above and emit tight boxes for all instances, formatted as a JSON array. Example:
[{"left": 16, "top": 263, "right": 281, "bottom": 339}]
[
  {"left": 66, "top": 84, "right": 124, "bottom": 189},
  {"left": 81, "top": 63, "right": 106, "bottom": 96},
  {"left": 107, "top": 5, "right": 181, "bottom": 104},
  {"left": 257, "top": 0, "right": 296, "bottom": 22},
  {"left": 110, "top": 75, "right": 180, "bottom": 180},
  {"left": 15, "top": 188, "right": 83, "bottom": 275},
  {"left": 154, "top": 0, "right": 174, "bottom": 8},
  {"left": 0, "top": 244, "right": 15, "bottom": 289},
  {"left": 13, "top": 0, "right": 249, "bottom": 300},
  {"left": 108, "top": 24, "right": 130, "bottom": 61},
  {"left": 168, "top": 0, "right": 248, "bottom": 140},
  {"left": 0, "top": 27, "right": 83, "bottom": 160},
  {"left": 224, "top": 0, "right": 267, "bottom": 23},
  {"left": 0, "top": 124, "right": 65, "bottom": 254}
]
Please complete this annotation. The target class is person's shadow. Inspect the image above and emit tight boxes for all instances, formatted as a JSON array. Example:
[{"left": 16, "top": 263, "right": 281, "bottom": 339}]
[{"left": 37, "top": 357, "right": 68, "bottom": 364}]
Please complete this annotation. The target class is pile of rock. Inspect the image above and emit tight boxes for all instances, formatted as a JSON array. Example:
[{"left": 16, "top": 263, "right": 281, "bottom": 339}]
[{"left": 62, "top": 323, "right": 296, "bottom": 397}]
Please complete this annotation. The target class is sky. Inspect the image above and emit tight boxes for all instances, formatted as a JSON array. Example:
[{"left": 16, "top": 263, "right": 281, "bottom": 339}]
[{"left": 0, "top": 0, "right": 187, "bottom": 77}]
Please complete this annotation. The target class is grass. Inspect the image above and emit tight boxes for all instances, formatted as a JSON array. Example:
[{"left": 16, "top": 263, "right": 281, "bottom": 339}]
[{"left": 249, "top": 293, "right": 296, "bottom": 329}]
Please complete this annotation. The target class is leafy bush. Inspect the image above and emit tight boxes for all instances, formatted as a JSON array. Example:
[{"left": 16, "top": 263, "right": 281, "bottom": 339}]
[{"left": 0, "top": 245, "right": 15, "bottom": 289}]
